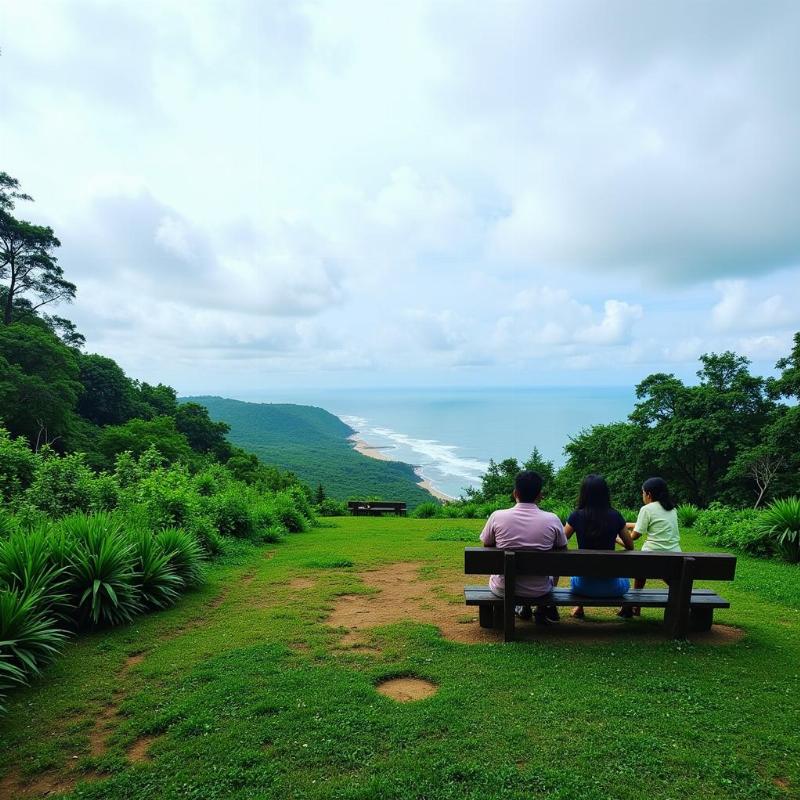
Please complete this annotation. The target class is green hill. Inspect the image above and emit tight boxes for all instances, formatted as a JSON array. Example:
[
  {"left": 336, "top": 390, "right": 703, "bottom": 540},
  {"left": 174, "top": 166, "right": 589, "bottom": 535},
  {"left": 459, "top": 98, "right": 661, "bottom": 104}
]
[{"left": 184, "top": 396, "right": 434, "bottom": 507}]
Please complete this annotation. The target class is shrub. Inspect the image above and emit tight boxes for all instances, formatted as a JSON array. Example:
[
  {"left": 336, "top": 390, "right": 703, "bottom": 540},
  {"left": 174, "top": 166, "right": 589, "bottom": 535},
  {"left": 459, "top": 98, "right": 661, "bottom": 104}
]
[
  {"left": 0, "top": 589, "right": 66, "bottom": 689},
  {"left": 0, "top": 527, "right": 69, "bottom": 619},
  {"left": 0, "top": 510, "right": 16, "bottom": 541},
  {"left": 694, "top": 504, "right": 770, "bottom": 556},
  {"left": 184, "top": 515, "right": 225, "bottom": 556},
  {"left": 128, "top": 529, "right": 181, "bottom": 610},
  {"left": 413, "top": 502, "right": 441, "bottom": 519},
  {"left": 759, "top": 497, "right": 800, "bottom": 563},
  {"left": 157, "top": 528, "right": 205, "bottom": 589},
  {"left": 26, "top": 452, "right": 97, "bottom": 517},
  {"left": 316, "top": 498, "right": 348, "bottom": 517},
  {"left": 677, "top": 503, "right": 701, "bottom": 529},
  {"left": 208, "top": 488, "right": 256, "bottom": 539},
  {"left": 59, "top": 513, "right": 142, "bottom": 627},
  {"left": 0, "top": 427, "right": 37, "bottom": 502},
  {"left": 618, "top": 507, "right": 639, "bottom": 524},
  {"left": 270, "top": 491, "right": 308, "bottom": 533}
]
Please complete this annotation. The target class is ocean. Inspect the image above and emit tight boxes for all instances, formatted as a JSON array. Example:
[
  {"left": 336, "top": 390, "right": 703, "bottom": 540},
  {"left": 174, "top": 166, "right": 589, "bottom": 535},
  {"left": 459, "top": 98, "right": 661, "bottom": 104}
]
[{"left": 245, "top": 387, "right": 635, "bottom": 499}]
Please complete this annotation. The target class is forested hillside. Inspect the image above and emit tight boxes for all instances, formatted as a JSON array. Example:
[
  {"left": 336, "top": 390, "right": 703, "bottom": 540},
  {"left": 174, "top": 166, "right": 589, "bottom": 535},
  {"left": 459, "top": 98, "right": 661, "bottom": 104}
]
[{"left": 185, "top": 396, "right": 434, "bottom": 507}]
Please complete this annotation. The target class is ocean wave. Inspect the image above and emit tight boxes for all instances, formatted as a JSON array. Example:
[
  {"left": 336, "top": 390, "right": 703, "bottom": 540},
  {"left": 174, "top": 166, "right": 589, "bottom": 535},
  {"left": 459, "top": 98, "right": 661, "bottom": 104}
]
[{"left": 341, "top": 415, "right": 488, "bottom": 485}]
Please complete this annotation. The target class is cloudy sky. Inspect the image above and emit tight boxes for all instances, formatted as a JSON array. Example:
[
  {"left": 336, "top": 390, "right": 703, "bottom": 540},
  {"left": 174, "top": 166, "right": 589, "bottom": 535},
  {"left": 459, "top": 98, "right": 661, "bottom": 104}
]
[{"left": 2, "top": 0, "right": 799, "bottom": 392}]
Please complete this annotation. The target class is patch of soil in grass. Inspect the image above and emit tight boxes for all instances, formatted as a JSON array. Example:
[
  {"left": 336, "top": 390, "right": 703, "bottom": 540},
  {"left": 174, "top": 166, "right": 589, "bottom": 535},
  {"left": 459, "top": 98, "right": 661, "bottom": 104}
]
[
  {"left": 126, "top": 735, "right": 158, "bottom": 764},
  {"left": 289, "top": 577, "right": 315, "bottom": 590},
  {"left": 0, "top": 767, "right": 83, "bottom": 798},
  {"left": 328, "top": 563, "right": 744, "bottom": 646},
  {"left": 773, "top": 776, "right": 791, "bottom": 791},
  {"left": 375, "top": 677, "right": 437, "bottom": 702}
]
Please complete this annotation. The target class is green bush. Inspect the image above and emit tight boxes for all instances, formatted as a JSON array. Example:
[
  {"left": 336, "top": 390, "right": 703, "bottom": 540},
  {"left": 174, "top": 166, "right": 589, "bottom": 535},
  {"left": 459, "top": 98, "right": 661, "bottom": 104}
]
[
  {"left": 413, "top": 501, "right": 441, "bottom": 519},
  {"left": 0, "top": 428, "right": 37, "bottom": 502},
  {"left": 316, "top": 498, "right": 348, "bottom": 516},
  {"left": 207, "top": 488, "right": 256, "bottom": 539},
  {"left": 694, "top": 504, "right": 770, "bottom": 556},
  {"left": 269, "top": 491, "right": 308, "bottom": 533},
  {"left": 157, "top": 528, "right": 205, "bottom": 589},
  {"left": 26, "top": 451, "right": 97, "bottom": 517},
  {"left": 618, "top": 507, "right": 639, "bottom": 524},
  {"left": 59, "top": 513, "right": 142, "bottom": 627},
  {"left": 129, "top": 529, "right": 181, "bottom": 610},
  {"left": 759, "top": 497, "right": 800, "bottom": 563},
  {"left": 677, "top": 503, "right": 701, "bottom": 528}
]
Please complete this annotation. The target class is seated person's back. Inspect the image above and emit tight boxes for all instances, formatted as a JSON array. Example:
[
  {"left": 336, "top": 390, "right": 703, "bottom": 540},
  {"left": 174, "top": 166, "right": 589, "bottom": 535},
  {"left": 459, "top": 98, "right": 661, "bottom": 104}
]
[{"left": 480, "top": 471, "right": 566, "bottom": 598}]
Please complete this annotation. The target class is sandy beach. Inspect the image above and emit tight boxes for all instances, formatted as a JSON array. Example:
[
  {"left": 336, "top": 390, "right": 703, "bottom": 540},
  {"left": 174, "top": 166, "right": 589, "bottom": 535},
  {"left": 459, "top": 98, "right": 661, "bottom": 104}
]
[
  {"left": 349, "top": 434, "right": 395, "bottom": 462},
  {"left": 349, "top": 434, "right": 455, "bottom": 501}
]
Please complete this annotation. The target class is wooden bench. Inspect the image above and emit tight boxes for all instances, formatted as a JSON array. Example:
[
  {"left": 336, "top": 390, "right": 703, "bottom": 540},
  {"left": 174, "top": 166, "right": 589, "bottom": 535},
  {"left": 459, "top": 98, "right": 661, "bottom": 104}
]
[
  {"left": 348, "top": 500, "right": 407, "bottom": 517},
  {"left": 464, "top": 547, "right": 736, "bottom": 641}
]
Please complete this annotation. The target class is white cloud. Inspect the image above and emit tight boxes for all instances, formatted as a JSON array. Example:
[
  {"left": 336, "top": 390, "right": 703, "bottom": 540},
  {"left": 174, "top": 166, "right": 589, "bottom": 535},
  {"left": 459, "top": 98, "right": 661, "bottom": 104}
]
[{"left": 711, "top": 280, "right": 796, "bottom": 332}]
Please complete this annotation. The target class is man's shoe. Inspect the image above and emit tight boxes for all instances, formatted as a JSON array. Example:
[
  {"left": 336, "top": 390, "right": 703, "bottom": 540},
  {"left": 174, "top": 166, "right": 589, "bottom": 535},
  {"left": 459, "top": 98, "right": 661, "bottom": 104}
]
[
  {"left": 515, "top": 604, "right": 533, "bottom": 621},
  {"left": 543, "top": 605, "right": 560, "bottom": 622},
  {"left": 533, "top": 611, "right": 551, "bottom": 626}
]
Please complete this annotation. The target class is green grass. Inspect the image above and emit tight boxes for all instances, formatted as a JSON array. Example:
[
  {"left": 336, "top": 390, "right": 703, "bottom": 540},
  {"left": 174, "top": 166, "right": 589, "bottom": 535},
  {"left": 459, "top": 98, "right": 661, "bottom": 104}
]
[
  {"left": 184, "top": 396, "right": 434, "bottom": 507},
  {"left": 1, "top": 520, "right": 799, "bottom": 799}
]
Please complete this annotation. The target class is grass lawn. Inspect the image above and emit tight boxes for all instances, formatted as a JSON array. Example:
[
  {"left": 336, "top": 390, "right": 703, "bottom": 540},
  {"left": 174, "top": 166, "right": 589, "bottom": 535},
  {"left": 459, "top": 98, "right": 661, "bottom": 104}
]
[{"left": 2, "top": 517, "right": 799, "bottom": 799}]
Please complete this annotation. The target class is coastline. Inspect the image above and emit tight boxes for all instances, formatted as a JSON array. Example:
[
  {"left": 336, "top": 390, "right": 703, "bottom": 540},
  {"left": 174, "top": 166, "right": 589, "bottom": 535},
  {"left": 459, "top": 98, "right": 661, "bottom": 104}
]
[{"left": 348, "top": 434, "right": 455, "bottom": 502}]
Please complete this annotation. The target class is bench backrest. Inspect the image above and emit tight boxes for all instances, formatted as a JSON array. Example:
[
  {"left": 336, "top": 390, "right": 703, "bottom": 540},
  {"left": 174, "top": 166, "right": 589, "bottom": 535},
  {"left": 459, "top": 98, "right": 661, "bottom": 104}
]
[
  {"left": 464, "top": 547, "right": 736, "bottom": 581},
  {"left": 348, "top": 501, "right": 406, "bottom": 510}
]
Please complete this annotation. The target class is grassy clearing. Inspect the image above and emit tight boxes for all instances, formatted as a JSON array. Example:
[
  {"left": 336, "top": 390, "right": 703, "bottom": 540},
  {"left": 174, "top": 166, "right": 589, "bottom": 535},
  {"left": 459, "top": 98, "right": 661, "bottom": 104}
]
[{"left": 1, "top": 518, "right": 799, "bottom": 799}]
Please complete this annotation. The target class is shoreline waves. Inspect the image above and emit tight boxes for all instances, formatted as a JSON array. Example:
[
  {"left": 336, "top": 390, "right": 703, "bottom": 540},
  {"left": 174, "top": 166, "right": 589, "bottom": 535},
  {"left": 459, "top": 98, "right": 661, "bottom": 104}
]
[{"left": 349, "top": 434, "right": 455, "bottom": 502}]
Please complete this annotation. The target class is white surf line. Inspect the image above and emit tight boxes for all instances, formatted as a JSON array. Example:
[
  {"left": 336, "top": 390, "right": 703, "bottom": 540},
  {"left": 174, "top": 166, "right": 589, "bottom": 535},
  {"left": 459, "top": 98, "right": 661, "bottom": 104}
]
[{"left": 340, "top": 414, "right": 488, "bottom": 497}]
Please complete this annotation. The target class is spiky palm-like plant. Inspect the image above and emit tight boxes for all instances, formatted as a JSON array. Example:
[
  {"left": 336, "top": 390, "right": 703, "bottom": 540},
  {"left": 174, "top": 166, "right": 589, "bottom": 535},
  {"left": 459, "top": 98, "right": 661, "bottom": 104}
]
[
  {"left": 759, "top": 497, "right": 800, "bottom": 563},
  {"left": 677, "top": 503, "right": 701, "bottom": 529},
  {"left": 129, "top": 529, "right": 181, "bottom": 610},
  {"left": 58, "top": 513, "right": 142, "bottom": 627},
  {"left": 0, "top": 588, "right": 66, "bottom": 682},
  {"left": 157, "top": 528, "right": 205, "bottom": 590}
]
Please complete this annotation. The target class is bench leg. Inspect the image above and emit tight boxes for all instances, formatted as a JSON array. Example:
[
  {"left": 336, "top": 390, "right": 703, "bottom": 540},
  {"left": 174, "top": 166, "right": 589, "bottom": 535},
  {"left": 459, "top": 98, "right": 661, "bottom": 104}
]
[
  {"left": 689, "top": 606, "right": 714, "bottom": 632},
  {"left": 478, "top": 603, "right": 494, "bottom": 628}
]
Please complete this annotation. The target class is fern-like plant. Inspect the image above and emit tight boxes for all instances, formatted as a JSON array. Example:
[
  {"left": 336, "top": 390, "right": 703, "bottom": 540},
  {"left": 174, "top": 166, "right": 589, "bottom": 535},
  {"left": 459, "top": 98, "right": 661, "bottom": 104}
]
[
  {"left": 128, "top": 529, "right": 181, "bottom": 609},
  {"left": 759, "top": 497, "right": 800, "bottom": 563},
  {"left": 157, "top": 528, "right": 205, "bottom": 589}
]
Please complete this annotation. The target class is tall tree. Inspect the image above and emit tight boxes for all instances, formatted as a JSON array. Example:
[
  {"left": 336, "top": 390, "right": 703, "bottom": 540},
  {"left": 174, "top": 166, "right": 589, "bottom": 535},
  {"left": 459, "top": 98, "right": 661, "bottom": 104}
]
[{"left": 0, "top": 172, "right": 75, "bottom": 325}]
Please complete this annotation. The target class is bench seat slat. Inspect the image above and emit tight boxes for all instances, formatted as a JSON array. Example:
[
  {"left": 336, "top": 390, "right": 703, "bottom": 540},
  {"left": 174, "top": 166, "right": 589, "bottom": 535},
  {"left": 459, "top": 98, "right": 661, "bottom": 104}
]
[{"left": 464, "top": 586, "right": 729, "bottom": 609}]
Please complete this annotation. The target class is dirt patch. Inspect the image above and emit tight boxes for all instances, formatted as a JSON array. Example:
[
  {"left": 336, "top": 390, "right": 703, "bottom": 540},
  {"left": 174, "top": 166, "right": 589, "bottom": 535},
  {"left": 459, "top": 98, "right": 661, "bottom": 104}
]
[
  {"left": 123, "top": 651, "right": 146, "bottom": 671},
  {"left": 289, "top": 577, "right": 315, "bottom": 590},
  {"left": 376, "top": 677, "right": 437, "bottom": 702},
  {"left": 264, "top": 550, "right": 276, "bottom": 560},
  {"left": 327, "top": 563, "right": 744, "bottom": 646},
  {"left": 774, "top": 777, "right": 791, "bottom": 791},
  {"left": 241, "top": 571, "right": 256, "bottom": 586},
  {"left": 0, "top": 767, "right": 78, "bottom": 798},
  {"left": 126, "top": 735, "right": 157, "bottom": 764},
  {"left": 89, "top": 704, "right": 118, "bottom": 757}
]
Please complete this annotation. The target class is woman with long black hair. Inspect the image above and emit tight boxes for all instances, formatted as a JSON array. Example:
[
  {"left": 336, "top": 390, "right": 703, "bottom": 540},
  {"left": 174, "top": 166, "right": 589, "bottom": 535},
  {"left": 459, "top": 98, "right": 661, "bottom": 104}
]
[{"left": 564, "top": 474, "right": 634, "bottom": 619}]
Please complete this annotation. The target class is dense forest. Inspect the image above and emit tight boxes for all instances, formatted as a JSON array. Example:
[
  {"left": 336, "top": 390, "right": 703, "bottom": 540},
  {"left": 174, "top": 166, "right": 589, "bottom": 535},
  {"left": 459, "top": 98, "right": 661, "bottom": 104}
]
[{"left": 188, "top": 396, "right": 433, "bottom": 506}]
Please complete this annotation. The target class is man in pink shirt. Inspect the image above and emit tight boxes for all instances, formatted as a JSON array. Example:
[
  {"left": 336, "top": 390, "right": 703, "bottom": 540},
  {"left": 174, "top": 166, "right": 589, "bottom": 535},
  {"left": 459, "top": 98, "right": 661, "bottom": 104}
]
[{"left": 480, "top": 470, "right": 567, "bottom": 624}]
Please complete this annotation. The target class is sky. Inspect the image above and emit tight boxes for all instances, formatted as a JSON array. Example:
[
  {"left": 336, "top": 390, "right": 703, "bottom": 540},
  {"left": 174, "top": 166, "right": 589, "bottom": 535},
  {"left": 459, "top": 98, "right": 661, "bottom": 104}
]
[{"left": 1, "top": 0, "right": 799, "bottom": 393}]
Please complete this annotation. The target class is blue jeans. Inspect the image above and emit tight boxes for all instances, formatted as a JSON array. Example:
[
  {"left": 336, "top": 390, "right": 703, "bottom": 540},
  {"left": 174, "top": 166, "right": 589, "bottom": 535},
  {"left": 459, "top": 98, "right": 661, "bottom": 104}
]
[{"left": 571, "top": 576, "right": 630, "bottom": 597}]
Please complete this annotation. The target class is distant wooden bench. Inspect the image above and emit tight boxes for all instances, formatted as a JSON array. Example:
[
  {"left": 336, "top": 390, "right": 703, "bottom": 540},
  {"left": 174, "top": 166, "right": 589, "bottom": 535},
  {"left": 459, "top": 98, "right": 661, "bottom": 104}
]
[
  {"left": 348, "top": 501, "right": 407, "bottom": 517},
  {"left": 464, "top": 547, "right": 736, "bottom": 641}
]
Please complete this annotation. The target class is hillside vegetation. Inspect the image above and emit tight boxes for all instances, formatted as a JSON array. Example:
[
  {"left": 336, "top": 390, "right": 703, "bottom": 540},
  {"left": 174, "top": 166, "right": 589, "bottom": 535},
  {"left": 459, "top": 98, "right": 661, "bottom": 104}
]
[{"left": 186, "top": 396, "right": 434, "bottom": 507}]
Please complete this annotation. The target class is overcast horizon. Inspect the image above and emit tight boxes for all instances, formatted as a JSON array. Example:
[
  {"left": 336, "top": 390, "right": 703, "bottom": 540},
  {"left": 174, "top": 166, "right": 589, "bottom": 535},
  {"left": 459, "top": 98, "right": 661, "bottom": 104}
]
[{"left": 2, "top": 1, "right": 799, "bottom": 394}]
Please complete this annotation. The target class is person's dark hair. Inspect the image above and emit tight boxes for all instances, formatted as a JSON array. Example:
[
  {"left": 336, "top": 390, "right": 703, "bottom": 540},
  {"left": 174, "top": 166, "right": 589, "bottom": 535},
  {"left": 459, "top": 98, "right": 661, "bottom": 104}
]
[
  {"left": 577, "top": 474, "right": 612, "bottom": 542},
  {"left": 514, "top": 470, "right": 543, "bottom": 503},
  {"left": 642, "top": 476, "right": 675, "bottom": 511}
]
